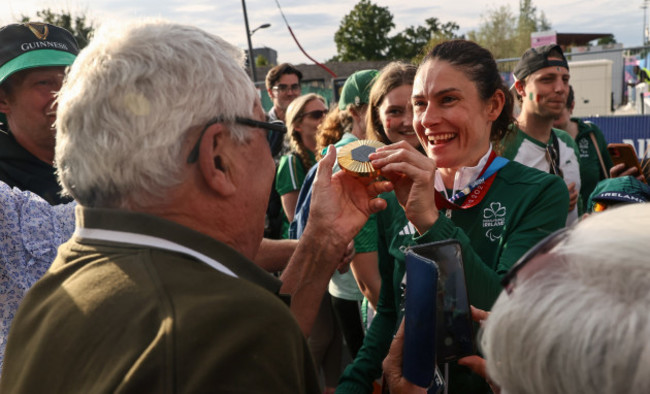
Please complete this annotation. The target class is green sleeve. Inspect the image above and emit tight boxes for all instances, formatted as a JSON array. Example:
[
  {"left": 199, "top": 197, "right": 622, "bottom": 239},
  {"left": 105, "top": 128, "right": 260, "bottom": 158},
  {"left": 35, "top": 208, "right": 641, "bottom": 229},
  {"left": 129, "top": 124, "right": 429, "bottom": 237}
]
[
  {"left": 337, "top": 217, "right": 397, "bottom": 394},
  {"left": 353, "top": 214, "right": 378, "bottom": 253},
  {"left": 275, "top": 154, "right": 305, "bottom": 196},
  {"left": 414, "top": 176, "right": 569, "bottom": 310}
]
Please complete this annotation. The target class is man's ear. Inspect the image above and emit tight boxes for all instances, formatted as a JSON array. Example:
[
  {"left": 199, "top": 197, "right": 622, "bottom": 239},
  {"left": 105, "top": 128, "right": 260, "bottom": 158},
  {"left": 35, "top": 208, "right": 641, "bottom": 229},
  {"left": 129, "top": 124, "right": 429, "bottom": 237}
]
[
  {"left": 198, "top": 123, "right": 236, "bottom": 196},
  {"left": 513, "top": 79, "right": 526, "bottom": 98},
  {"left": 0, "top": 89, "right": 11, "bottom": 115}
]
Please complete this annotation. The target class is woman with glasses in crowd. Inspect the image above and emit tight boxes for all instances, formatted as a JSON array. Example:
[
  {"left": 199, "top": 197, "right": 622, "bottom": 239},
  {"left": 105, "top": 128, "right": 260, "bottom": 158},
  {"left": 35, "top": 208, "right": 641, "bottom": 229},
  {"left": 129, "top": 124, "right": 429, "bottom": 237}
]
[
  {"left": 275, "top": 93, "right": 327, "bottom": 239},
  {"left": 338, "top": 40, "right": 570, "bottom": 394}
]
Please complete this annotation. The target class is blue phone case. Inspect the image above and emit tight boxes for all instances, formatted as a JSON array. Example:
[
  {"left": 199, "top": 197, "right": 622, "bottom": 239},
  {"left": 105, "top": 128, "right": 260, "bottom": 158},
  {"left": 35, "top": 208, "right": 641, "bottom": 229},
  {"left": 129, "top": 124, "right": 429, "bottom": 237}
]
[{"left": 402, "top": 239, "right": 475, "bottom": 390}]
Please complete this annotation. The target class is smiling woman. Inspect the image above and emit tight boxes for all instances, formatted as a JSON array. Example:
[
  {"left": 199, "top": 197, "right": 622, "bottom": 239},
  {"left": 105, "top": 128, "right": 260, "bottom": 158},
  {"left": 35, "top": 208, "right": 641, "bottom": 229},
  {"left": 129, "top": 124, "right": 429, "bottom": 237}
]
[
  {"left": 338, "top": 40, "right": 571, "bottom": 394},
  {"left": 366, "top": 61, "right": 418, "bottom": 149}
]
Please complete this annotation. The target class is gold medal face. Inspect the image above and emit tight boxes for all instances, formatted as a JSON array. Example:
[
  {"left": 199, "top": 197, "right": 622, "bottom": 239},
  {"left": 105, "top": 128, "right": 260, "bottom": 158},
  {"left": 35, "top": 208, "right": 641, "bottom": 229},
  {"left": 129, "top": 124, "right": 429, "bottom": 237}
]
[{"left": 337, "top": 139, "right": 385, "bottom": 178}]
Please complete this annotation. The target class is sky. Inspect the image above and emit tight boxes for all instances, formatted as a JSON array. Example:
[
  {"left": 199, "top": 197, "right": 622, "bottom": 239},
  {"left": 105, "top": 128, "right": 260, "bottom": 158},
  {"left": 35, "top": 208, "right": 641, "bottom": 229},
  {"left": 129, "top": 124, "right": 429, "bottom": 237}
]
[{"left": 3, "top": 0, "right": 646, "bottom": 65}]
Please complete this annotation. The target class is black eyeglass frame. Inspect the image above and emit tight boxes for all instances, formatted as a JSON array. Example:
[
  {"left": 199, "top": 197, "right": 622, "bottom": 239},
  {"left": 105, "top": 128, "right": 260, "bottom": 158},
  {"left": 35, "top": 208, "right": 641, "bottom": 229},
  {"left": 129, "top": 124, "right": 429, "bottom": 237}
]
[
  {"left": 297, "top": 109, "right": 328, "bottom": 121},
  {"left": 271, "top": 84, "right": 301, "bottom": 93},
  {"left": 500, "top": 227, "right": 569, "bottom": 294},
  {"left": 186, "top": 116, "right": 287, "bottom": 164}
]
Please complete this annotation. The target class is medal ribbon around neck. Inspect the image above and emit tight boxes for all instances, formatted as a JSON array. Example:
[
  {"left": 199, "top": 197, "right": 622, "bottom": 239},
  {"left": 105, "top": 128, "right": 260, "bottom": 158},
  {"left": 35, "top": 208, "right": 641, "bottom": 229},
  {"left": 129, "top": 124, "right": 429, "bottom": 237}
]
[{"left": 435, "top": 150, "right": 509, "bottom": 211}]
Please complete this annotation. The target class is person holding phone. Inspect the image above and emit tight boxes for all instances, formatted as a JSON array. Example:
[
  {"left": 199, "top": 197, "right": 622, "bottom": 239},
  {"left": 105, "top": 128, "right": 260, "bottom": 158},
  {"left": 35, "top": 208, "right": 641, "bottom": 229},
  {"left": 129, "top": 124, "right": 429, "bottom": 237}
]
[
  {"left": 337, "top": 40, "right": 568, "bottom": 394},
  {"left": 608, "top": 143, "right": 648, "bottom": 183},
  {"left": 383, "top": 204, "right": 650, "bottom": 394}
]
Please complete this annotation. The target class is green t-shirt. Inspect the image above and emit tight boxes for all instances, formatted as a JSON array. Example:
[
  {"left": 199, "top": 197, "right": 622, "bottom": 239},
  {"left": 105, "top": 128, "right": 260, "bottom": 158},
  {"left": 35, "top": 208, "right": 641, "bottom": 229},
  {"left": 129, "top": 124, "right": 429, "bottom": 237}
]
[{"left": 337, "top": 160, "right": 569, "bottom": 394}]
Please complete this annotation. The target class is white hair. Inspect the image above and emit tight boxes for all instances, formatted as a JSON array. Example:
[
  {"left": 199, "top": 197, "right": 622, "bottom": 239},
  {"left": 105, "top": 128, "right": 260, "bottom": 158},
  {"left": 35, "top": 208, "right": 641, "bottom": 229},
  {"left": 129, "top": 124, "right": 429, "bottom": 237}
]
[
  {"left": 481, "top": 204, "right": 650, "bottom": 394},
  {"left": 55, "top": 19, "right": 256, "bottom": 208}
]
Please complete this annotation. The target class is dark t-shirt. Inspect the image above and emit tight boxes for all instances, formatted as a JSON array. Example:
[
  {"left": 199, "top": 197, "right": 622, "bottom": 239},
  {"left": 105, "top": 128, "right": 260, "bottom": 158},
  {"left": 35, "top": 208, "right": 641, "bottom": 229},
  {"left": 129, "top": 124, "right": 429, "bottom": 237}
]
[{"left": 0, "top": 125, "right": 71, "bottom": 205}]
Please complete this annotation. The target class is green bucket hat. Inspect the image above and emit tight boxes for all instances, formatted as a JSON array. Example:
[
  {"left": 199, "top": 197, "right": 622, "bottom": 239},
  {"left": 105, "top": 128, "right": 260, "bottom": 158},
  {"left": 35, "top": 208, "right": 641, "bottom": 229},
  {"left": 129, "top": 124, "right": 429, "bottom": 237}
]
[
  {"left": 587, "top": 176, "right": 650, "bottom": 212},
  {"left": 0, "top": 22, "right": 79, "bottom": 84},
  {"left": 338, "top": 69, "right": 379, "bottom": 110}
]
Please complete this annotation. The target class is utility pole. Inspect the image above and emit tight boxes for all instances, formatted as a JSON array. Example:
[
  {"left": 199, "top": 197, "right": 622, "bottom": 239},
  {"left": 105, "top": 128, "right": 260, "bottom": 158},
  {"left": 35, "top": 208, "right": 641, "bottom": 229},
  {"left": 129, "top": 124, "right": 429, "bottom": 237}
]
[
  {"left": 241, "top": 0, "right": 256, "bottom": 81},
  {"left": 641, "top": 0, "right": 648, "bottom": 46}
]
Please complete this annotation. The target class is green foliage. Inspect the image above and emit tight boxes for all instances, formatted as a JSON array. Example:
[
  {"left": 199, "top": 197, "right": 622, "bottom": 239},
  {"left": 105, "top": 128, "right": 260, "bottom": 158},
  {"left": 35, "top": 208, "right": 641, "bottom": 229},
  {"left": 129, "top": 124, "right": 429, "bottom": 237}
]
[
  {"left": 333, "top": 0, "right": 461, "bottom": 63},
  {"left": 333, "top": 0, "right": 395, "bottom": 61},
  {"left": 467, "top": 5, "right": 517, "bottom": 61},
  {"left": 20, "top": 8, "right": 95, "bottom": 49},
  {"left": 597, "top": 35, "right": 617, "bottom": 45},
  {"left": 390, "top": 17, "right": 462, "bottom": 61},
  {"left": 255, "top": 54, "right": 270, "bottom": 67},
  {"left": 468, "top": 0, "right": 553, "bottom": 63}
]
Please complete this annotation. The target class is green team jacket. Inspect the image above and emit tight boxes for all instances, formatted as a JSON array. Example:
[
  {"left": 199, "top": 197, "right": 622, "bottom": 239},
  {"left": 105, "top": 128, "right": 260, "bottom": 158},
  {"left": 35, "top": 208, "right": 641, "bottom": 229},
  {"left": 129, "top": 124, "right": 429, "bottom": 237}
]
[
  {"left": 572, "top": 118, "right": 613, "bottom": 212},
  {"left": 337, "top": 160, "right": 569, "bottom": 394}
]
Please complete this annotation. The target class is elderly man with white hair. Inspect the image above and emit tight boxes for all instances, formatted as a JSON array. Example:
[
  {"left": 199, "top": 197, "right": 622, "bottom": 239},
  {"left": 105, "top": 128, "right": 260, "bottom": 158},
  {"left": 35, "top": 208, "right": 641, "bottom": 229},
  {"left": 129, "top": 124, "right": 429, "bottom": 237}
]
[
  {"left": 0, "top": 20, "right": 391, "bottom": 393},
  {"left": 383, "top": 203, "right": 650, "bottom": 394}
]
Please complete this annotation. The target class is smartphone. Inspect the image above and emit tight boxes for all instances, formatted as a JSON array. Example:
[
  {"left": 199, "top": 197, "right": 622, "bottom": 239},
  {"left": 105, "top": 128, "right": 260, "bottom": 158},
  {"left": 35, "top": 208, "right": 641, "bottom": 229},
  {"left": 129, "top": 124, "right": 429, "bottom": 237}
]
[
  {"left": 402, "top": 240, "right": 475, "bottom": 388},
  {"left": 607, "top": 143, "right": 647, "bottom": 183}
]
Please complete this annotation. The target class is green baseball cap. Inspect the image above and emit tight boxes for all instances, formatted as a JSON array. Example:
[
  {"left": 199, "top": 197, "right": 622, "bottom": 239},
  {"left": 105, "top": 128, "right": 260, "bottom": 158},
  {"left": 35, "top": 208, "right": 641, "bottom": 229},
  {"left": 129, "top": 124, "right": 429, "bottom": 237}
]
[
  {"left": 587, "top": 176, "right": 650, "bottom": 212},
  {"left": 0, "top": 22, "right": 79, "bottom": 84},
  {"left": 338, "top": 69, "right": 379, "bottom": 110}
]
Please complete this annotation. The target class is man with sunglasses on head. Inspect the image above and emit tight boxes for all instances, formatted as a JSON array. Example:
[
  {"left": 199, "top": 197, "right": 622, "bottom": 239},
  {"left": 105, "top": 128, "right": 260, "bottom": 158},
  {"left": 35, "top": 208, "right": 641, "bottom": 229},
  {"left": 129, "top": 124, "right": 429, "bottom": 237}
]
[
  {"left": 502, "top": 44, "right": 582, "bottom": 225},
  {"left": 1, "top": 20, "right": 391, "bottom": 393}
]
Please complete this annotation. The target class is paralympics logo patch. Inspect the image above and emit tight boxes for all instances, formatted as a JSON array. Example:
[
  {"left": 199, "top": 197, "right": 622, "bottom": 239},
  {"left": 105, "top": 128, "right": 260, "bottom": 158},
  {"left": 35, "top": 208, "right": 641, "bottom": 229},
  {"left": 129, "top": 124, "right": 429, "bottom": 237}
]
[{"left": 483, "top": 202, "right": 506, "bottom": 241}]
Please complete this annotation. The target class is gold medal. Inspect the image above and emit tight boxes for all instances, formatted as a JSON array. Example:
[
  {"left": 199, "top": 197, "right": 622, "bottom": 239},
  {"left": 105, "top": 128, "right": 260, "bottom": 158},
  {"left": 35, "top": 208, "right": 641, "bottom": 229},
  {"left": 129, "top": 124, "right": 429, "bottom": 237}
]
[{"left": 337, "top": 139, "right": 385, "bottom": 178}]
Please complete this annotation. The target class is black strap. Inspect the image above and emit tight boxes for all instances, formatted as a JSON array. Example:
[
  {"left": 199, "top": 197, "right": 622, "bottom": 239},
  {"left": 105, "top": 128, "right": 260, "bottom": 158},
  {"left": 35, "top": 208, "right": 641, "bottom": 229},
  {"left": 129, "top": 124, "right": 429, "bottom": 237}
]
[{"left": 548, "top": 130, "right": 563, "bottom": 178}]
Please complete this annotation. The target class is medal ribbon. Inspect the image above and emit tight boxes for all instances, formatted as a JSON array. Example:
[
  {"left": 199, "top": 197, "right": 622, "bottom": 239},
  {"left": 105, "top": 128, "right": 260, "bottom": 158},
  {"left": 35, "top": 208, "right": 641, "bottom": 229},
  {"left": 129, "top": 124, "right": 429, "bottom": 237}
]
[{"left": 435, "top": 151, "right": 509, "bottom": 211}]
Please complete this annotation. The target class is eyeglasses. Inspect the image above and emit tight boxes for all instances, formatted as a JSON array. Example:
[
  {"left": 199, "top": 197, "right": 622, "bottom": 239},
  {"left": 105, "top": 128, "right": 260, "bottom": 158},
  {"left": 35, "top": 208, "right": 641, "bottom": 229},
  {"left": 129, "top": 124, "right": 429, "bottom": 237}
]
[
  {"left": 272, "top": 84, "right": 301, "bottom": 94},
  {"left": 500, "top": 227, "right": 569, "bottom": 294},
  {"left": 545, "top": 144, "right": 564, "bottom": 178},
  {"left": 298, "top": 110, "right": 327, "bottom": 121},
  {"left": 186, "top": 116, "right": 287, "bottom": 163}
]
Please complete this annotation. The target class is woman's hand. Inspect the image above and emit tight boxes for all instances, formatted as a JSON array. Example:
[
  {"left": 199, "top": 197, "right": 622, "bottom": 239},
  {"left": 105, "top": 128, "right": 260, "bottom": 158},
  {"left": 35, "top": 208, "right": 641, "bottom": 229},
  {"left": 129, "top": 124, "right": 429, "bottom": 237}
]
[{"left": 369, "top": 140, "right": 439, "bottom": 235}]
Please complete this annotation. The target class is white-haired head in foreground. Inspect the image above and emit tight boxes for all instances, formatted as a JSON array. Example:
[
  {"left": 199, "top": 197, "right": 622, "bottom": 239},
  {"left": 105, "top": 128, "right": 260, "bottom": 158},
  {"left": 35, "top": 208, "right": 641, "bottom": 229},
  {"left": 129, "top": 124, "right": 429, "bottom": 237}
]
[
  {"left": 481, "top": 203, "right": 650, "bottom": 394},
  {"left": 55, "top": 19, "right": 256, "bottom": 208}
]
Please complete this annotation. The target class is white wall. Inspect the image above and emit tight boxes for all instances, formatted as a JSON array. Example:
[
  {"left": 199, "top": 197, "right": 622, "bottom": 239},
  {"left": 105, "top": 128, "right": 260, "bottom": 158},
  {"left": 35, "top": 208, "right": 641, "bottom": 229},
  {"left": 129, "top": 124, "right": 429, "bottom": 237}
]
[{"left": 569, "top": 59, "right": 613, "bottom": 117}]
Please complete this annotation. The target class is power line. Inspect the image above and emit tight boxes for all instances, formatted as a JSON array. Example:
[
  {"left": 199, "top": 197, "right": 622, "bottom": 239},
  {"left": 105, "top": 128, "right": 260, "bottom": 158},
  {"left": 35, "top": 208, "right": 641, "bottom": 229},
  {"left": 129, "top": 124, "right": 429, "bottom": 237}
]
[{"left": 273, "top": 0, "right": 337, "bottom": 77}]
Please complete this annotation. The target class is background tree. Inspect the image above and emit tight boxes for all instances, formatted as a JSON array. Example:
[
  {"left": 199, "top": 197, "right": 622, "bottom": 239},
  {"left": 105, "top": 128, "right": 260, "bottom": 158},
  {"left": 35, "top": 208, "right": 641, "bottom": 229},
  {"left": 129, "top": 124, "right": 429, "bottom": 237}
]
[
  {"left": 514, "top": 0, "right": 551, "bottom": 54},
  {"left": 332, "top": 0, "right": 461, "bottom": 63},
  {"left": 255, "top": 54, "right": 270, "bottom": 67},
  {"left": 467, "top": 6, "right": 517, "bottom": 61},
  {"left": 333, "top": 0, "right": 395, "bottom": 61},
  {"left": 597, "top": 34, "right": 617, "bottom": 45},
  {"left": 390, "top": 17, "right": 462, "bottom": 61},
  {"left": 20, "top": 8, "right": 95, "bottom": 49},
  {"left": 468, "top": 0, "right": 551, "bottom": 64}
]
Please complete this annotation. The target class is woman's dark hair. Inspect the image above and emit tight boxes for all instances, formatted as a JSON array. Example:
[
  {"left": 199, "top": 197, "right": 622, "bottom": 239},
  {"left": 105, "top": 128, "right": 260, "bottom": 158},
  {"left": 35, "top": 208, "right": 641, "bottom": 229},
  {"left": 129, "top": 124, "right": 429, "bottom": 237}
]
[{"left": 421, "top": 40, "right": 514, "bottom": 148}]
